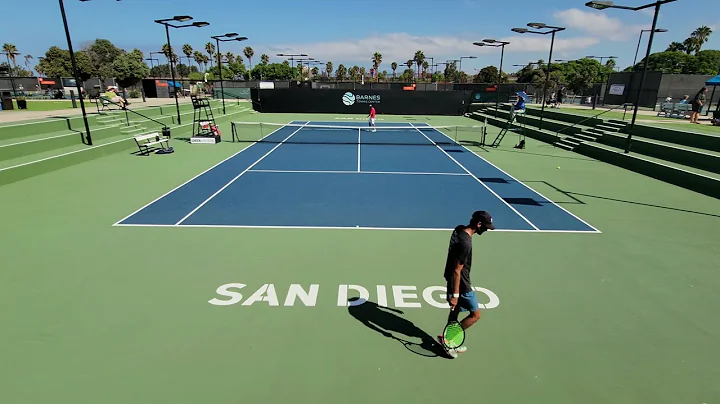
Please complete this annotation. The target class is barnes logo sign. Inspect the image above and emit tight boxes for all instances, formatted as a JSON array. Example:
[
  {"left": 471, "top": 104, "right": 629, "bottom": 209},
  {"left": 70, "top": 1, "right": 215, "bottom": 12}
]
[
  {"left": 208, "top": 283, "right": 499, "bottom": 309},
  {"left": 342, "top": 92, "right": 381, "bottom": 106}
]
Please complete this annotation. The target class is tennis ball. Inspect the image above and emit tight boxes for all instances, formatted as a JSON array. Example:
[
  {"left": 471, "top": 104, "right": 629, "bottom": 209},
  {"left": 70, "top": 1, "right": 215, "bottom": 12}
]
[{"left": 557, "top": 166, "right": 560, "bottom": 169}]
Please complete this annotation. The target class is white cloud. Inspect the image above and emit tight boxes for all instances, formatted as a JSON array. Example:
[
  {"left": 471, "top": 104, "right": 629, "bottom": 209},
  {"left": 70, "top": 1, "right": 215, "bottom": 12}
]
[
  {"left": 253, "top": 32, "right": 599, "bottom": 67},
  {"left": 553, "top": 8, "right": 649, "bottom": 41}
]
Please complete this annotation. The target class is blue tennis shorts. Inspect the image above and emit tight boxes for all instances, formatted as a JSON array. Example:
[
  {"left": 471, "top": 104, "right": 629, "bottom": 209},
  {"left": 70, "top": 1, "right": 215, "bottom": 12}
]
[{"left": 447, "top": 290, "right": 480, "bottom": 313}]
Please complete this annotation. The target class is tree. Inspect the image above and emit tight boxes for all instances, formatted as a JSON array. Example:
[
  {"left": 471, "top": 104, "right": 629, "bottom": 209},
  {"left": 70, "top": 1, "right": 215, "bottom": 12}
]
[
  {"left": 691, "top": 26, "right": 713, "bottom": 54},
  {"left": 205, "top": 42, "right": 215, "bottom": 67},
  {"left": 37, "top": 46, "right": 93, "bottom": 80},
  {"left": 249, "top": 62, "right": 294, "bottom": 80},
  {"left": 182, "top": 44, "right": 193, "bottom": 64},
  {"left": 372, "top": 52, "right": 382, "bottom": 79},
  {"left": 414, "top": 50, "right": 425, "bottom": 80},
  {"left": 325, "top": 61, "right": 333, "bottom": 79},
  {"left": 474, "top": 65, "right": 499, "bottom": 83},
  {"left": 261, "top": 54, "right": 270, "bottom": 65},
  {"left": 666, "top": 42, "right": 684, "bottom": 52},
  {"left": 84, "top": 39, "right": 124, "bottom": 81},
  {"left": 244, "top": 46, "right": 254, "bottom": 68},
  {"left": 2, "top": 43, "right": 18, "bottom": 68},
  {"left": 193, "top": 50, "right": 204, "bottom": 71},
  {"left": 112, "top": 49, "right": 150, "bottom": 87},
  {"left": 336, "top": 64, "right": 346, "bottom": 80},
  {"left": 391, "top": 62, "right": 397, "bottom": 79}
]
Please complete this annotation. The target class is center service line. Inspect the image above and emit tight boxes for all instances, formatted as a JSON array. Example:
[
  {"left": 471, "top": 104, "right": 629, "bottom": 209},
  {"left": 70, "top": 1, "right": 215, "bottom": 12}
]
[
  {"left": 174, "top": 121, "right": 311, "bottom": 226},
  {"left": 357, "top": 127, "right": 361, "bottom": 172}
]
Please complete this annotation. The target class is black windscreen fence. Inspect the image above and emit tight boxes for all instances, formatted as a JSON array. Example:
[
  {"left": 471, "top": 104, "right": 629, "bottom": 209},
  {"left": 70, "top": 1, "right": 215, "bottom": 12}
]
[{"left": 251, "top": 88, "right": 472, "bottom": 115}]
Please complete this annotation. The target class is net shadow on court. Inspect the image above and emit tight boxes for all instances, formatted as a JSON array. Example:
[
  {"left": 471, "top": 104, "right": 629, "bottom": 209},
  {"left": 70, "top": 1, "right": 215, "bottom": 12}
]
[{"left": 347, "top": 297, "right": 450, "bottom": 359}]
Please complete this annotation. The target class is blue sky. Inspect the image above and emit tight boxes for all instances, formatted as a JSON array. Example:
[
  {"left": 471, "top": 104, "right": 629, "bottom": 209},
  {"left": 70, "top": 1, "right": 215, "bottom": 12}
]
[{"left": 2, "top": 0, "right": 718, "bottom": 75}]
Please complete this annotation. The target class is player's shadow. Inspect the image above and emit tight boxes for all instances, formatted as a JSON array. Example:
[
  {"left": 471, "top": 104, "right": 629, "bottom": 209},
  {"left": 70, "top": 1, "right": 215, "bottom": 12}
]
[{"left": 347, "top": 297, "right": 450, "bottom": 359}]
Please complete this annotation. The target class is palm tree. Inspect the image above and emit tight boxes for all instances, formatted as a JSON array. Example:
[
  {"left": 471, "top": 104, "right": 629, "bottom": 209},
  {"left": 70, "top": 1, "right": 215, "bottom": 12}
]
[
  {"left": 682, "top": 38, "right": 696, "bottom": 55},
  {"left": 413, "top": 50, "right": 425, "bottom": 80},
  {"left": 422, "top": 61, "right": 429, "bottom": 80},
  {"left": 666, "top": 42, "right": 685, "bottom": 52},
  {"left": 325, "top": 61, "right": 333, "bottom": 79},
  {"left": 205, "top": 42, "right": 215, "bottom": 67},
  {"left": 350, "top": 65, "right": 360, "bottom": 81},
  {"left": 162, "top": 44, "right": 178, "bottom": 63},
  {"left": 691, "top": 26, "right": 713, "bottom": 54},
  {"left": 24, "top": 54, "right": 33, "bottom": 70},
  {"left": 372, "top": 52, "right": 382, "bottom": 79},
  {"left": 336, "top": 64, "right": 346, "bottom": 81},
  {"left": 261, "top": 54, "right": 270, "bottom": 65},
  {"left": 193, "top": 50, "right": 204, "bottom": 71},
  {"left": 2, "top": 43, "right": 18, "bottom": 69},
  {"left": 182, "top": 44, "right": 193, "bottom": 63},
  {"left": 224, "top": 52, "right": 235, "bottom": 64},
  {"left": 243, "top": 46, "right": 254, "bottom": 68},
  {"left": 391, "top": 62, "right": 398, "bottom": 80}
]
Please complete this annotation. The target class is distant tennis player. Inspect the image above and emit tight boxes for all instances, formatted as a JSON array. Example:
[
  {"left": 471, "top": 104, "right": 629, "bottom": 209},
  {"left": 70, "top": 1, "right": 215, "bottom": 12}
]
[
  {"left": 439, "top": 210, "right": 495, "bottom": 358},
  {"left": 368, "top": 104, "right": 376, "bottom": 132}
]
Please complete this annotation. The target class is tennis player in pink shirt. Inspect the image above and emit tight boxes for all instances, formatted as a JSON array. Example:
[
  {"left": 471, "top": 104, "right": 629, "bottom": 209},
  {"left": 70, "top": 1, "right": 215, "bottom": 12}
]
[{"left": 368, "top": 105, "right": 376, "bottom": 132}]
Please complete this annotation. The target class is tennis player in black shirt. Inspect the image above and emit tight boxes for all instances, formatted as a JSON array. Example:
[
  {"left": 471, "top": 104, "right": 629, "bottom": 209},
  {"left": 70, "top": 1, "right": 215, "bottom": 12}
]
[{"left": 439, "top": 210, "right": 495, "bottom": 357}]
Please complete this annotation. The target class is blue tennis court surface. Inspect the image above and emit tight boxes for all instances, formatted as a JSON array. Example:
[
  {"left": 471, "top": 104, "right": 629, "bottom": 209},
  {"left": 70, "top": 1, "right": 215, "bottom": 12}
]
[{"left": 115, "top": 121, "right": 600, "bottom": 232}]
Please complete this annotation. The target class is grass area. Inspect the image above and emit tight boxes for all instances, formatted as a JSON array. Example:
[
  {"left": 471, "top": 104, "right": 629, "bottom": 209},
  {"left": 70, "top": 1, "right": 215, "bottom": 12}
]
[
  {"left": 0, "top": 113, "right": 718, "bottom": 404},
  {"left": 11, "top": 100, "right": 77, "bottom": 111}
]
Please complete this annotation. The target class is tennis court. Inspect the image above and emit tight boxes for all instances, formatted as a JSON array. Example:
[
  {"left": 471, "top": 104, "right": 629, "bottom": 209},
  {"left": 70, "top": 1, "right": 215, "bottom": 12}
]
[
  {"left": 2, "top": 113, "right": 719, "bottom": 404},
  {"left": 114, "top": 121, "right": 599, "bottom": 232}
]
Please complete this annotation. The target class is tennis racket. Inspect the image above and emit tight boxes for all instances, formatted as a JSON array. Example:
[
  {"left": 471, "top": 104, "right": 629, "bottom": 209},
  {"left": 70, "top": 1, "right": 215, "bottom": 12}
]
[{"left": 441, "top": 320, "right": 465, "bottom": 350}]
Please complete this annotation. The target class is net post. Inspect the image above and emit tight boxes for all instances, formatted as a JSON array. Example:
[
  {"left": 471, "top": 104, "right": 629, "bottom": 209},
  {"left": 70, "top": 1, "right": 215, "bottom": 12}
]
[{"left": 231, "top": 122, "right": 236, "bottom": 143}]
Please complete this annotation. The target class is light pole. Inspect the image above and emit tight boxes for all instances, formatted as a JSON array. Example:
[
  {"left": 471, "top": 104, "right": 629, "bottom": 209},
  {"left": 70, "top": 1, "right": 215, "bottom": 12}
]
[
  {"left": 154, "top": 15, "right": 209, "bottom": 125},
  {"left": 633, "top": 28, "right": 667, "bottom": 68},
  {"left": 61, "top": 0, "right": 116, "bottom": 145},
  {"left": 474, "top": 39, "right": 510, "bottom": 108},
  {"left": 586, "top": 55, "right": 617, "bottom": 108},
  {"left": 459, "top": 56, "right": 476, "bottom": 82},
  {"left": 511, "top": 22, "right": 565, "bottom": 130},
  {"left": 586, "top": 0, "right": 677, "bottom": 153},
  {"left": 211, "top": 33, "right": 247, "bottom": 114},
  {"left": 277, "top": 54, "right": 308, "bottom": 78}
]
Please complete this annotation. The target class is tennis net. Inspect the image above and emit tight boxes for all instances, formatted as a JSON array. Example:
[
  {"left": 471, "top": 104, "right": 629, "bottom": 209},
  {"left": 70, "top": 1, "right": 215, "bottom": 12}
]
[{"left": 230, "top": 122, "right": 486, "bottom": 146}]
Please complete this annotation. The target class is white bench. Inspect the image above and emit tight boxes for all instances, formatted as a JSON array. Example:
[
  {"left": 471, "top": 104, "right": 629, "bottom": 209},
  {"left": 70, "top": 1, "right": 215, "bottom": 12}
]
[{"left": 134, "top": 132, "right": 170, "bottom": 156}]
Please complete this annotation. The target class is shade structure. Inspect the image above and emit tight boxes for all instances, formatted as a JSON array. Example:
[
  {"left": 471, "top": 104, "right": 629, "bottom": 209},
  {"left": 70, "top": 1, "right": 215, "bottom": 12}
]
[{"left": 705, "top": 74, "right": 720, "bottom": 86}]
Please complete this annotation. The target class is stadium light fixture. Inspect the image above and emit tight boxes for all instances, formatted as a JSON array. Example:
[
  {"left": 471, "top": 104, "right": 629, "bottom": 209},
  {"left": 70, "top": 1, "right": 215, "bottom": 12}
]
[
  {"left": 510, "top": 22, "right": 565, "bottom": 130},
  {"left": 633, "top": 28, "right": 667, "bottom": 67},
  {"left": 474, "top": 39, "right": 511, "bottom": 108},
  {"left": 211, "top": 34, "right": 248, "bottom": 115},
  {"left": 586, "top": 0, "right": 678, "bottom": 152},
  {"left": 155, "top": 15, "right": 209, "bottom": 125}
]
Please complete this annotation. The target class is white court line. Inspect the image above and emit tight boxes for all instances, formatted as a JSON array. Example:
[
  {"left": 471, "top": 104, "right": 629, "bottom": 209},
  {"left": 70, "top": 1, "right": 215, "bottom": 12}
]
[
  {"left": 173, "top": 121, "right": 311, "bottom": 225},
  {"left": 0, "top": 137, "right": 132, "bottom": 173},
  {"left": 0, "top": 132, "right": 78, "bottom": 148},
  {"left": 357, "top": 127, "right": 361, "bottom": 172},
  {"left": 112, "top": 118, "right": 295, "bottom": 226},
  {"left": 113, "top": 223, "right": 599, "bottom": 233},
  {"left": 415, "top": 122, "right": 602, "bottom": 233},
  {"left": 409, "top": 123, "right": 540, "bottom": 231},
  {"left": 248, "top": 169, "right": 471, "bottom": 176}
]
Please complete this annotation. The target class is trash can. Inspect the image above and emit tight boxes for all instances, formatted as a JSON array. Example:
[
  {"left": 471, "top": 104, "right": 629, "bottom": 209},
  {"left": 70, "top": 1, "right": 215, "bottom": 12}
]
[{"left": 1, "top": 91, "right": 14, "bottom": 111}]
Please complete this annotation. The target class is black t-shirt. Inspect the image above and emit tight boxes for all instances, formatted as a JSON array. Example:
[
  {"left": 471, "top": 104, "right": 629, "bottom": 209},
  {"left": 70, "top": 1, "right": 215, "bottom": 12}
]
[{"left": 444, "top": 225, "right": 473, "bottom": 294}]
